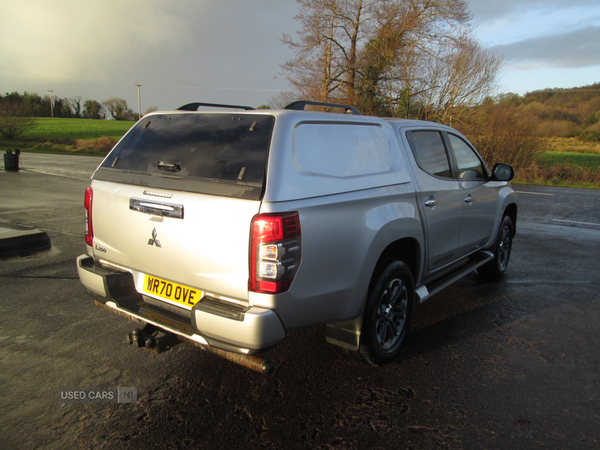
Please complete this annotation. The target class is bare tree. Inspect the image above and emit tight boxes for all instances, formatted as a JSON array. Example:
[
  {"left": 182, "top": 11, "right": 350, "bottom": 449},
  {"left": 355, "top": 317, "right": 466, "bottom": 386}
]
[
  {"left": 415, "top": 34, "right": 503, "bottom": 125},
  {"left": 70, "top": 96, "right": 83, "bottom": 118},
  {"left": 281, "top": 0, "right": 502, "bottom": 120},
  {"left": 281, "top": 0, "right": 378, "bottom": 104},
  {"left": 0, "top": 103, "right": 36, "bottom": 140},
  {"left": 281, "top": 0, "right": 337, "bottom": 102},
  {"left": 356, "top": 0, "right": 477, "bottom": 117}
]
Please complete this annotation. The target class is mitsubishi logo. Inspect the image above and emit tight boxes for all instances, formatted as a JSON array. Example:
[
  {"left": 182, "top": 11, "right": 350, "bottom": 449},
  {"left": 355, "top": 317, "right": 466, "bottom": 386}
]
[{"left": 148, "top": 228, "right": 162, "bottom": 248}]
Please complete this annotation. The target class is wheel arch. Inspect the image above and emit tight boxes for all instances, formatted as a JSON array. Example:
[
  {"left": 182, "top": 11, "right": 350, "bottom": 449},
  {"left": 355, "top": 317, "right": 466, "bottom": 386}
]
[
  {"left": 370, "top": 238, "right": 420, "bottom": 290},
  {"left": 325, "top": 237, "right": 421, "bottom": 352}
]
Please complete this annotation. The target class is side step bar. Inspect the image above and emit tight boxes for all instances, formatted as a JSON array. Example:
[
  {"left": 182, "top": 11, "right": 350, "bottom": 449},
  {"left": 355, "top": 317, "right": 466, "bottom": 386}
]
[{"left": 415, "top": 251, "right": 493, "bottom": 303}]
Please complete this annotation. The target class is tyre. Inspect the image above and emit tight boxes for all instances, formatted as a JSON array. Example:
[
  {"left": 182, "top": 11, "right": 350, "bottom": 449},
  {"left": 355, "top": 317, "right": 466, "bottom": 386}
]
[
  {"left": 355, "top": 261, "right": 415, "bottom": 366},
  {"left": 478, "top": 215, "right": 514, "bottom": 280}
]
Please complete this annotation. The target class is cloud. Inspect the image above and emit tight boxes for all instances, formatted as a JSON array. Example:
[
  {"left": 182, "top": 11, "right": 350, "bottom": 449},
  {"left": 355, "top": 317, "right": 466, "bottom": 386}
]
[
  {"left": 0, "top": 0, "right": 198, "bottom": 83},
  {"left": 0, "top": 0, "right": 299, "bottom": 108},
  {"left": 491, "top": 26, "right": 600, "bottom": 68},
  {"left": 468, "top": 0, "right": 600, "bottom": 22}
]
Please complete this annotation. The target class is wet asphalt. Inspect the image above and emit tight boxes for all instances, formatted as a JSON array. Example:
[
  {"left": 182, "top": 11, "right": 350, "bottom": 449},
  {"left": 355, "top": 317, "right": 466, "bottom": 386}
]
[{"left": 0, "top": 154, "right": 599, "bottom": 449}]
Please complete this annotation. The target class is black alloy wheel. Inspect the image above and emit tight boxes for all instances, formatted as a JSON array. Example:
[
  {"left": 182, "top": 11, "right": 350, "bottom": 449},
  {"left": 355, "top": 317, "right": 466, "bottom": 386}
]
[
  {"left": 478, "top": 215, "right": 514, "bottom": 280},
  {"left": 357, "top": 260, "right": 415, "bottom": 365}
]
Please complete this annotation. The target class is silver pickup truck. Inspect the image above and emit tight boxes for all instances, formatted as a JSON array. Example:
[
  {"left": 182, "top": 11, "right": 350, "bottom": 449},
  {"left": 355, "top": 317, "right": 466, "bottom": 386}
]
[{"left": 77, "top": 100, "right": 518, "bottom": 374}]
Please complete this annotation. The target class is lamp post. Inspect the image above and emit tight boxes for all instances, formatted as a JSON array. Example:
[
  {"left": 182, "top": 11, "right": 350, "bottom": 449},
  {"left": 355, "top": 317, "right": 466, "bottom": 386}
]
[
  {"left": 48, "top": 90, "right": 54, "bottom": 118},
  {"left": 135, "top": 84, "right": 142, "bottom": 120}
]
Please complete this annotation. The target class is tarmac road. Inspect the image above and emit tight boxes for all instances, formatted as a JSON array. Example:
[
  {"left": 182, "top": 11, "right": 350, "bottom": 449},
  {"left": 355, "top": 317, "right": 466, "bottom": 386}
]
[{"left": 1, "top": 154, "right": 599, "bottom": 449}]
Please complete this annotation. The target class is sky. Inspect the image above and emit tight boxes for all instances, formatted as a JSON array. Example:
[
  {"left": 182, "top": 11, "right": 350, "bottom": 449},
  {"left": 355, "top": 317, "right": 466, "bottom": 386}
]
[{"left": 1, "top": 0, "right": 599, "bottom": 113}]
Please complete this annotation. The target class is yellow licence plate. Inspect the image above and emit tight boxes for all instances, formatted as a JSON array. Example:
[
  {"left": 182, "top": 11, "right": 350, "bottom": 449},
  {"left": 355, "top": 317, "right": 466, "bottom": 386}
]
[{"left": 142, "top": 275, "right": 202, "bottom": 308}]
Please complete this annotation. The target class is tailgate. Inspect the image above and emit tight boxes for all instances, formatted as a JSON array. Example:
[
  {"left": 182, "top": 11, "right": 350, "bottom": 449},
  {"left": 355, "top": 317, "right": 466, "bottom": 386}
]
[{"left": 90, "top": 179, "right": 260, "bottom": 303}]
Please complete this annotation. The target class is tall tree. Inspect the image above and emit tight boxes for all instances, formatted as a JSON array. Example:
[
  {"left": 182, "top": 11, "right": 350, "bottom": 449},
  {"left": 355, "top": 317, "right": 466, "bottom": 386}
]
[
  {"left": 83, "top": 100, "right": 105, "bottom": 120},
  {"left": 281, "top": 0, "right": 502, "bottom": 120},
  {"left": 281, "top": 0, "right": 378, "bottom": 104},
  {"left": 418, "top": 35, "right": 503, "bottom": 125},
  {"left": 70, "top": 96, "right": 82, "bottom": 118}
]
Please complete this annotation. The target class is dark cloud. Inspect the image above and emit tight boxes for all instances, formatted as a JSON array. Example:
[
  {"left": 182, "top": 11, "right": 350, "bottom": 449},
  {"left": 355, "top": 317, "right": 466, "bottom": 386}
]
[
  {"left": 491, "top": 26, "right": 600, "bottom": 68},
  {"left": 0, "top": 0, "right": 298, "bottom": 110}
]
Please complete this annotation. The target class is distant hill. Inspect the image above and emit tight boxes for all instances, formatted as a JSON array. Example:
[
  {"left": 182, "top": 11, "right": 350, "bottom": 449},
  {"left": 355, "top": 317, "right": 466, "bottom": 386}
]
[{"left": 493, "top": 83, "right": 600, "bottom": 140}]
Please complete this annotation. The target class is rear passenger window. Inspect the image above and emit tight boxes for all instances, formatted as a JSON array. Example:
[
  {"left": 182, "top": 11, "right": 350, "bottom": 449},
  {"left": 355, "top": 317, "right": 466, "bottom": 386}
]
[
  {"left": 293, "top": 123, "right": 392, "bottom": 178},
  {"left": 406, "top": 131, "right": 451, "bottom": 178},
  {"left": 448, "top": 134, "right": 485, "bottom": 180}
]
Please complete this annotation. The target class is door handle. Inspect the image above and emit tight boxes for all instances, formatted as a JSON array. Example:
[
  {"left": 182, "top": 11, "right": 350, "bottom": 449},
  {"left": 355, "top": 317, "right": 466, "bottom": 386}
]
[
  {"left": 424, "top": 199, "right": 439, "bottom": 208},
  {"left": 130, "top": 198, "right": 184, "bottom": 219},
  {"left": 464, "top": 195, "right": 474, "bottom": 204}
]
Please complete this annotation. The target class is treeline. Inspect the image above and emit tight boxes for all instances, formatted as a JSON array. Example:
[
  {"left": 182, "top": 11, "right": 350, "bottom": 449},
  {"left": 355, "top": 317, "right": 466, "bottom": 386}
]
[
  {"left": 0, "top": 91, "right": 146, "bottom": 121},
  {"left": 452, "top": 83, "right": 600, "bottom": 148},
  {"left": 483, "top": 84, "right": 600, "bottom": 142}
]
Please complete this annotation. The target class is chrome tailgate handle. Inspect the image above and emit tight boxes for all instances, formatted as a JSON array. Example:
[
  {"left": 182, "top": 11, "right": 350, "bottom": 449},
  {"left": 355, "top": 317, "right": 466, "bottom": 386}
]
[{"left": 130, "top": 198, "right": 184, "bottom": 219}]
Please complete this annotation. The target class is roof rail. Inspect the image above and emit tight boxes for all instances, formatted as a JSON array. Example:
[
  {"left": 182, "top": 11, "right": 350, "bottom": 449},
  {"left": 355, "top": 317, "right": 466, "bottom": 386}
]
[
  {"left": 177, "top": 102, "right": 255, "bottom": 111},
  {"left": 284, "top": 100, "right": 362, "bottom": 115}
]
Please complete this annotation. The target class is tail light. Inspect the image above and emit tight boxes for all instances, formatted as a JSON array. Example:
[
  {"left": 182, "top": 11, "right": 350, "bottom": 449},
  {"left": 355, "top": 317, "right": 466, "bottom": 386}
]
[
  {"left": 250, "top": 212, "right": 301, "bottom": 294},
  {"left": 84, "top": 187, "right": 93, "bottom": 246}
]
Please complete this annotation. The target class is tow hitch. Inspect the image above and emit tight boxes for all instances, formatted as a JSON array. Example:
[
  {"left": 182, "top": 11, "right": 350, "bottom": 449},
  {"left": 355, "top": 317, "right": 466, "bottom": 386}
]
[
  {"left": 127, "top": 324, "right": 181, "bottom": 354},
  {"left": 127, "top": 324, "right": 275, "bottom": 376}
]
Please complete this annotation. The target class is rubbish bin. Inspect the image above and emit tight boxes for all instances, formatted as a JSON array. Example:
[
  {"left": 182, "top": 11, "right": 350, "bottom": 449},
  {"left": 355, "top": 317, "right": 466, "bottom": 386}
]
[{"left": 4, "top": 149, "right": 20, "bottom": 171}]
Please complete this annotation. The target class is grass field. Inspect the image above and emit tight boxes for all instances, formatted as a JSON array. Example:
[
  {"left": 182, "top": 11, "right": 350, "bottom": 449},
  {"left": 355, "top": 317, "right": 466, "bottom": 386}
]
[
  {"left": 0, "top": 118, "right": 135, "bottom": 156},
  {"left": 539, "top": 137, "right": 600, "bottom": 171},
  {"left": 538, "top": 151, "right": 600, "bottom": 168},
  {"left": 23, "top": 117, "right": 135, "bottom": 140},
  {"left": 514, "top": 138, "right": 600, "bottom": 189}
]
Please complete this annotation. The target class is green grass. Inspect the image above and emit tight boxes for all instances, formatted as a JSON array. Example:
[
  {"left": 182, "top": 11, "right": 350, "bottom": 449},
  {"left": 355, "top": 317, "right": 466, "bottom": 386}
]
[
  {"left": 538, "top": 151, "right": 600, "bottom": 169},
  {"left": 1, "top": 117, "right": 134, "bottom": 156},
  {"left": 522, "top": 138, "right": 600, "bottom": 189},
  {"left": 23, "top": 117, "right": 135, "bottom": 140},
  {"left": 0, "top": 117, "right": 135, "bottom": 156}
]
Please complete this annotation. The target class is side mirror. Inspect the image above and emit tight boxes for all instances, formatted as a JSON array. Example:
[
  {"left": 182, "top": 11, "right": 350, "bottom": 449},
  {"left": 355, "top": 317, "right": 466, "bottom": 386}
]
[{"left": 491, "top": 163, "right": 515, "bottom": 182}]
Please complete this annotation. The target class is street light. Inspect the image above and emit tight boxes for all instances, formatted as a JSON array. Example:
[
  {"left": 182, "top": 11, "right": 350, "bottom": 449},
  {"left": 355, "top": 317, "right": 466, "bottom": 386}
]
[
  {"left": 48, "top": 90, "right": 54, "bottom": 118},
  {"left": 135, "top": 84, "right": 142, "bottom": 120}
]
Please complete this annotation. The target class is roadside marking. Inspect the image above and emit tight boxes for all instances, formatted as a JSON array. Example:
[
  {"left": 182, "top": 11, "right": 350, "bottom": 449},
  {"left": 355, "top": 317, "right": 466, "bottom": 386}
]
[
  {"left": 553, "top": 219, "right": 600, "bottom": 227},
  {"left": 515, "top": 191, "right": 554, "bottom": 196},
  {"left": 508, "top": 280, "right": 593, "bottom": 284}
]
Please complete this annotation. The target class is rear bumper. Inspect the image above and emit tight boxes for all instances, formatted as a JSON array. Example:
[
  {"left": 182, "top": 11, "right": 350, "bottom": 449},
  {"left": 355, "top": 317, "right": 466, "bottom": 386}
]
[{"left": 76, "top": 255, "right": 286, "bottom": 354}]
